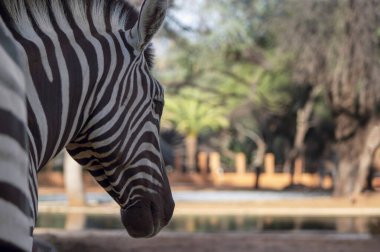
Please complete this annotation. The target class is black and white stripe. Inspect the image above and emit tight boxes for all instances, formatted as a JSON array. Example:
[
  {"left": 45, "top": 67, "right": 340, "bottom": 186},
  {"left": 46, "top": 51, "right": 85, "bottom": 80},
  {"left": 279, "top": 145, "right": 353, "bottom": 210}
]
[
  {"left": 0, "top": 20, "right": 32, "bottom": 251},
  {"left": 0, "top": 0, "right": 173, "bottom": 250}
]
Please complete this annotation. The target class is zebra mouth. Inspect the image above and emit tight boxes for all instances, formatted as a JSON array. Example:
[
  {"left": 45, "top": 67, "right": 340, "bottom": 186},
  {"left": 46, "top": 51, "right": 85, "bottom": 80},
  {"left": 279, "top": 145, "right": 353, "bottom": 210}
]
[{"left": 120, "top": 199, "right": 163, "bottom": 238}]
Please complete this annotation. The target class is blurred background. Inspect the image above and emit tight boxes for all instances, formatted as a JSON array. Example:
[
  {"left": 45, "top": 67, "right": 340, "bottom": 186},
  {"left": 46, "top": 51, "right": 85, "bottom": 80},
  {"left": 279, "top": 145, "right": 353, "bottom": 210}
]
[{"left": 36, "top": 0, "right": 380, "bottom": 251}]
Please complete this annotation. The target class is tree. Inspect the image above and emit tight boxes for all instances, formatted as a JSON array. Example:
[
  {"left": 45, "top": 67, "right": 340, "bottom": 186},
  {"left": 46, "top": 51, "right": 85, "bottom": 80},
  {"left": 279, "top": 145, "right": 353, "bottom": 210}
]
[
  {"left": 160, "top": 0, "right": 303, "bottom": 175},
  {"left": 163, "top": 88, "right": 229, "bottom": 172},
  {"left": 282, "top": 0, "right": 380, "bottom": 196},
  {"left": 283, "top": 86, "right": 322, "bottom": 177}
]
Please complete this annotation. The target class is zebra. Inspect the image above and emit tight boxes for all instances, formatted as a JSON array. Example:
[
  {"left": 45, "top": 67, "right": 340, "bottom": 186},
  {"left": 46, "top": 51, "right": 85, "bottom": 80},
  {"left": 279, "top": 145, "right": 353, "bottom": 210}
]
[
  {"left": 0, "top": 21, "right": 31, "bottom": 251},
  {"left": 0, "top": 0, "right": 175, "bottom": 251}
]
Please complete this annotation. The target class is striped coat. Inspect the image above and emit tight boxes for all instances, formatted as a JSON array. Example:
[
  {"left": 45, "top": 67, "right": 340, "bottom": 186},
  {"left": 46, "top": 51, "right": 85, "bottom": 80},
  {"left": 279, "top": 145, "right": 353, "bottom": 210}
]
[{"left": 0, "top": 0, "right": 174, "bottom": 251}]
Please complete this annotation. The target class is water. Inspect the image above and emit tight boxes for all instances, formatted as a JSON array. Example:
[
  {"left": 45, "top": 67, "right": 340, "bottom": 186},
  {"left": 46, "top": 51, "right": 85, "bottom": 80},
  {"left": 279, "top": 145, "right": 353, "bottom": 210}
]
[
  {"left": 36, "top": 213, "right": 380, "bottom": 235},
  {"left": 172, "top": 191, "right": 329, "bottom": 202},
  {"left": 38, "top": 191, "right": 329, "bottom": 204},
  {"left": 37, "top": 191, "right": 379, "bottom": 235}
]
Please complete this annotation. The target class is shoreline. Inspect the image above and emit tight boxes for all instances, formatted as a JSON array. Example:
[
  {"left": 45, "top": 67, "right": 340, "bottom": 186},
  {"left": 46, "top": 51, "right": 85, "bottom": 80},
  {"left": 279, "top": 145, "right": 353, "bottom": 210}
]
[
  {"left": 38, "top": 191, "right": 380, "bottom": 217},
  {"left": 38, "top": 204, "right": 380, "bottom": 217}
]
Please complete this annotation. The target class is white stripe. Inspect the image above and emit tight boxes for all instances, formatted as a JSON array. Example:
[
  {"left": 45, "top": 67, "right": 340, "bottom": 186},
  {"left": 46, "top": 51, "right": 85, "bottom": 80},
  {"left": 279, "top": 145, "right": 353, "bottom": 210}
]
[
  {"left": 104, "top": 142, "right": 162, "bottom": 177},
  {"left": 108, "top": 162, "right": 163, "bottom": 188},
  {"left": 121, "top": 185, "right": 158, "bottom": 208},
  {"left": 117, "top": 172, "right": 162, "bottom": 197},
  {"left": 24, "top": 60, "right": 49, "bottom": 166},
  {"left": 0, "top": 44, "right": 25, "bottom": 92},
  {"left": 0, "top": 199, "right": 33, "bottom": 251},
  {"left": 4, "top": 0, "right": 53, "bottom": 81},
  {"left": 0, "top": 85, "right": 26, "bottom": 122},
  {"left": 50, "top": 5, "right": 90, "bottom": 156},
  {"left": 0, "top": 136, "right": 28, "bottom": 190}
]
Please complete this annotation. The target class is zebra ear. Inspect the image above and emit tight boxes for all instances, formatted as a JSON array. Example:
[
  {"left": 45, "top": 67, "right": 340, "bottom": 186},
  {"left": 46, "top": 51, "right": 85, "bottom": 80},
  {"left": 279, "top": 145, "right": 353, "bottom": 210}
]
[{"left": 128, "top": 0, "right": 168, "bottom": 51}]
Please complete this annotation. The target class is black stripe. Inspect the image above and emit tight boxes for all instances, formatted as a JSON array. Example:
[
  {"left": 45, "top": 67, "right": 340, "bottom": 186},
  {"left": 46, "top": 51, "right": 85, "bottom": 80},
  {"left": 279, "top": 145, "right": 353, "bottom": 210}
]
[
  {"left": 119, "top": 179, "right": 162, "bottom": 204},
  {"left": 109, "top": 165, "right": 164, "bottom": 192},
  {"left": 22, "top": 3, "right": 65, "bottom": 157},
  {"left": 84, "top": 2, "right": 113, "bottom": 120},
  {"left": 88, "top": 63, "right": 149, "bottom": 144},
  {"left": 0, "top": 108, "right": 27, "bottom": 150},
  {"left": 89, "top": 35, "right": 125, "bottom": 123},
  {"left": 28, "top": 168, "right": 38, "bottom": 221},
  {"left": 0, "top": 4, "right": 53, "bottom": 163},
  {"left": 0, "top": 238, "right": 24, "bottom": 252},
  {"left": 56, "top": 2, "right": 99, "bottom": 140},
  {"left": 94, "top": 126, "right": 160, "bottom": 168},
  {"left": 79, "top": 105, "right": 156, "bottom": 167},
  {"left": 44, "top": 2, "right": 83, "bottom": 158},
  {"left": 86, "top": 168, "right": 105, "bottom": 178},
  {"left": 113, "top": 129, "right": 161, "bottom": 168},
  {"left": 0, "top": 181, "right": 31, "bottom": 217},
  {"left": 104, "top": 2, "right": 112, "bottom": 32}
]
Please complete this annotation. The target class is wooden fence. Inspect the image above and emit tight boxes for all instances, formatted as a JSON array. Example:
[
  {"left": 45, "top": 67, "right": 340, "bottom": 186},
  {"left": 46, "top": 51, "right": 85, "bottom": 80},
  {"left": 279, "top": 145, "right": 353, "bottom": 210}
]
[{"left": 169, "top": 152, "right": 334, "bottom": 190}]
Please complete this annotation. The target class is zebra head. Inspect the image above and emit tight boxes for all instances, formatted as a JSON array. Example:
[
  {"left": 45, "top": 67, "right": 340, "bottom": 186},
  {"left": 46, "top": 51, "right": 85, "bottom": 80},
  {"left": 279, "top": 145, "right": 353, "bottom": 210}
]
[{"left": 67, "top": 0, "right": 174, "bottom": 238}]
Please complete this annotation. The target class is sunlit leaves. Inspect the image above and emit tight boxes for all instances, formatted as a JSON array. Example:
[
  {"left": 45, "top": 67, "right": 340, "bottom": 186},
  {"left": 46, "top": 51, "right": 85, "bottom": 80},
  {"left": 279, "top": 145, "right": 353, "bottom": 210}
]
[{"left": 162, "top": 88, "right": 229, "bottom": 137}]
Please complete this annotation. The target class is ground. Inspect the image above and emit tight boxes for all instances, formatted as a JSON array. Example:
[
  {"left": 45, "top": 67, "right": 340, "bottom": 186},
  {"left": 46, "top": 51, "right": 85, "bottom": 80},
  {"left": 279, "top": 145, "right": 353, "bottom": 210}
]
[{"left": 36, "top": 231, "right": 380, "bottom": 252}]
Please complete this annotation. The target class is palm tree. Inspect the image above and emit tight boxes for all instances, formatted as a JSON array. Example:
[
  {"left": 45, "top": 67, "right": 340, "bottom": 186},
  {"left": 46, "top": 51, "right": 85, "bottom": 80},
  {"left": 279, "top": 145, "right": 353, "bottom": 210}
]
[{"left": 163, "top": 89, "right": 228, "bottom": 172}]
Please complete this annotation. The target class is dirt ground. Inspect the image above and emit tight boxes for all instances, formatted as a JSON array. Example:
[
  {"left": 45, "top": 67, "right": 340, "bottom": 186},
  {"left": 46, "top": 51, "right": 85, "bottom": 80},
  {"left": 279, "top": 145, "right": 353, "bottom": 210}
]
[{"left": 36, "top": 230, "right": 380, "bottom": 252}]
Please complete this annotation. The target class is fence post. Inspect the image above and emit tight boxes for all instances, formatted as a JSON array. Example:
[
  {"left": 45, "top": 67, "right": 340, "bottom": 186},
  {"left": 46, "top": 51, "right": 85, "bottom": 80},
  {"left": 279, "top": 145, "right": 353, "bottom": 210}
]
[
  {"left": 63, "top": 151, "right": 85, "bottom": 206},
  {"left": 198, "top": 152, "right": 208, "bottom": 176},
  {"left": 294, "top": 158, "right": 303, "bottom": 184},
  {"left": 174, "top": 150, "right": 182, "bottom": 173},
  {"left": 209, "top": 152, "right": 221, "bottom": 176},
  {"left": 235, "top": 153, "right": 246, "bottom": 174},
  {"left": 264, "top": 153, "right": 275, "bottom": 174}
]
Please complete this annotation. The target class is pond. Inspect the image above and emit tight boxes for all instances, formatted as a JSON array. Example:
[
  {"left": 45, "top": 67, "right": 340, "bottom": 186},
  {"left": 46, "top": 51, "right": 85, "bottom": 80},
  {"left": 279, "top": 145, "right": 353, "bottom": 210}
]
[
  {"left": 36, "top": 213, "right": 380, "bottom": 235},
  {"left": 39, "top": 191, "right": 330, "bottom": 203}
]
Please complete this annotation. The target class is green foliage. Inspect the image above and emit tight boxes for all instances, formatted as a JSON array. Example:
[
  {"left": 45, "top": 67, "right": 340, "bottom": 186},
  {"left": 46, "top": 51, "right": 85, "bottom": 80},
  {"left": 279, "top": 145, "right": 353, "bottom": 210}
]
[
  {"left": 163, "top": 88, "right": 229, "bottom": 137},
  {"left": 252, "top": 56, "right": 294, "bottom": 114},
  {"left": 159, "top": 0, "right": 339, "bottom": 155},
  {"left": 158, "top": 0, "right": 298, "bottom": 143}
]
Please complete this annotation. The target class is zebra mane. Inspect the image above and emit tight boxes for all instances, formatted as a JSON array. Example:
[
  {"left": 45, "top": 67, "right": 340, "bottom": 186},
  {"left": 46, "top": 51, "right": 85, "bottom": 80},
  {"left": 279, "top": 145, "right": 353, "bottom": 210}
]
[
  {"left": 1, "top": 0, "right": 155, "bottom": 68},
  {"left": 1, "top": 0, "right": 139, "bottom": 34}
]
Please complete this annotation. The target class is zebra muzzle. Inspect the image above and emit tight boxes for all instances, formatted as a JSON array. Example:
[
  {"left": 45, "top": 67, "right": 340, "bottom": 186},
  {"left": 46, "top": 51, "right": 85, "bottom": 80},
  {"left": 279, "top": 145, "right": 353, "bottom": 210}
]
[{"left": 120, "top": 195, "right": 174, "bottom": 238}]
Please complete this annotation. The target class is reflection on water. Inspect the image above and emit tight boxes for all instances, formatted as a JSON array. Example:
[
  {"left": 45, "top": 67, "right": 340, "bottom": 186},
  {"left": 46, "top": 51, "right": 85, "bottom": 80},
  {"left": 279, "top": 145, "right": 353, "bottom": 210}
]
[
  {"left": 65, "top": 213, "right": 86, "bottom": 230},
  {"left": 166, "top": 216, "right": 380, "bottom": 234},
  {"left": 36, "top": 213, "right": 380, "bottom": 235}
]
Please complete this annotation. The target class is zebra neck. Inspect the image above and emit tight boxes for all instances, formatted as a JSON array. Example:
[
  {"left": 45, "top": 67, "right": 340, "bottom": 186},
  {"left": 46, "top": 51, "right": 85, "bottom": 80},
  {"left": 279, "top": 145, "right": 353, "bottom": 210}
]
[
  {"left": 24, "top": 28, "right": 132, "bottom": 170},
  {"left": 0, "top": 1, "right": 137, "bottom": 169}
]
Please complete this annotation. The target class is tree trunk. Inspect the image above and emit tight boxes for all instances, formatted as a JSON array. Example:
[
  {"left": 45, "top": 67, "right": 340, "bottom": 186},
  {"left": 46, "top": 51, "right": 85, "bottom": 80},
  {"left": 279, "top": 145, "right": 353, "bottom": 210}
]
[
  {"left": 350, "top": 122, "right": 380, "bottom": 199},
  {"left": 333, "top": 120, "right": 380, "bottom": 197},
  {"left": 284, "top": 87, "right": 317, "bottom": 174},
  {"left": 63, "top": 151, "right": 85, "bottom": 206},
  {"left": 334, "top": 156, "right": 357, "bottom": 197},
  {"left": 253, "top": 138, "right": 266, "bottom": 189},
  {"left": 185, "top": 135, "right": 198, "bottom": 173},
  {"left": 235, "top": 124, "right": 267, "bottom": 189}
]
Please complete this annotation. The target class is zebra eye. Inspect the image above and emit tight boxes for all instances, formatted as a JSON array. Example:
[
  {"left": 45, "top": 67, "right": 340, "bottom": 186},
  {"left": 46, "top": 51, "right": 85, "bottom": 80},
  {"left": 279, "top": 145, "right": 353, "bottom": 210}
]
[{"left": 153, "top": 99, "right": 164, "bottom": 116}]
